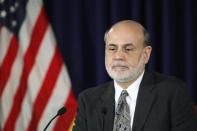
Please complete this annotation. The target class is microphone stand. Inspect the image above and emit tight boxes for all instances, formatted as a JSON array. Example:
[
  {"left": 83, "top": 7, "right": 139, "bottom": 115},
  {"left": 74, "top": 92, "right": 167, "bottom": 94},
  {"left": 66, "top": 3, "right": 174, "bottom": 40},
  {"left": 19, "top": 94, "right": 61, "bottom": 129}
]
[
  {"left": 43, "top": 107, "right": 66, "bottom": 131},
  {"left": 43, "top": 114, "right": 58, "bottom": 131}
]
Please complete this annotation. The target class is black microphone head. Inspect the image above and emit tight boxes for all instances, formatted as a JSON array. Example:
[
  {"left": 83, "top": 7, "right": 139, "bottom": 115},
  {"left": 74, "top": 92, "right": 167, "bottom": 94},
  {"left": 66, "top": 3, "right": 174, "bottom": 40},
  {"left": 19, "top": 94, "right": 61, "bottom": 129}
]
[{"left": 57, "top": 107, "right": 67, "bottom": 116}]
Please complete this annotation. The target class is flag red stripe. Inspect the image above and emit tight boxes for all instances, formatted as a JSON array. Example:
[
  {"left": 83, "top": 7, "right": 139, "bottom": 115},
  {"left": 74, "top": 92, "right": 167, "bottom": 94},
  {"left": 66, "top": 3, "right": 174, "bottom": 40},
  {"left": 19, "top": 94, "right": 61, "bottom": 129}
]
[
  {"left": 3, "top": 7, "right": 48, "bottom": 131},
  {"left": 53, "top": 90, "right": 77, "bottom": 131},
  {"left": 27, "top": 47, "right": 63, "bottom": 131},
  {"left": 0, "top": 36, "right": 18, "bottom": 97}
]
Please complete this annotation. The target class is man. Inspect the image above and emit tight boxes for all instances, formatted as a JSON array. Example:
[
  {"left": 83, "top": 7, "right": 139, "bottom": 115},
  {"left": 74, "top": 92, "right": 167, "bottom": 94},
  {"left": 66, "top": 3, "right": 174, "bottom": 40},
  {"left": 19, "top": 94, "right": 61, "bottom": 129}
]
[{"left": 72, "top": 20, "right": 196, "bottom": 131}]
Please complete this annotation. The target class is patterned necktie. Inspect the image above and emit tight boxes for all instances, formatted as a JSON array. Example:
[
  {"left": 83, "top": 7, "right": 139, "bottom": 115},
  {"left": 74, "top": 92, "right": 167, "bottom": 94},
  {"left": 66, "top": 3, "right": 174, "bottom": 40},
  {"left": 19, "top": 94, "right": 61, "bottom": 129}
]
[{"left": 113, "top": 90, "right": 131, "bottom": 131}]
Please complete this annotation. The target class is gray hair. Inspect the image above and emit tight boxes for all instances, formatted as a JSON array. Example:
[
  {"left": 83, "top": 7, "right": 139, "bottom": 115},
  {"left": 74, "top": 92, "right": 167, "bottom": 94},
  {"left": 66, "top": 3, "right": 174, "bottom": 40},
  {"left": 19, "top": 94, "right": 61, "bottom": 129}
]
[{"left": 143, "top": 28, "right": 151, "bottom": 46}]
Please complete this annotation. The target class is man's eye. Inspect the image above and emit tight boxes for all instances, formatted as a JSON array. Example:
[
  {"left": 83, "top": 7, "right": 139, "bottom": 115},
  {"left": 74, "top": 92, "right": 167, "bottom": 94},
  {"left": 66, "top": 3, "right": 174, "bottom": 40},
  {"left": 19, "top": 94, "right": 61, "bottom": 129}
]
[
  {"left": 109, "top": 47, "right": 116, "bottom": 50},
  {"left": 107, "top": 46, "right": 117, "bottom": 51},
  {"left": 125, "top": 47, "right": 133, "bottom": 52}
]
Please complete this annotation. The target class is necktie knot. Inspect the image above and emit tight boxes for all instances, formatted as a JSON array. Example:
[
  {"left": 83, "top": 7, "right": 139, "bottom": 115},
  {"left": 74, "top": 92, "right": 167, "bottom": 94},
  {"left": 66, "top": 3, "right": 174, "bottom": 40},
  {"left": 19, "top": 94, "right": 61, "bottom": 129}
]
[
  {"left": 121, "top": 90, "right": 129, "bottom": 97},
  {"left": 119, "top": 90, "right": 128, "bottom": 104}
]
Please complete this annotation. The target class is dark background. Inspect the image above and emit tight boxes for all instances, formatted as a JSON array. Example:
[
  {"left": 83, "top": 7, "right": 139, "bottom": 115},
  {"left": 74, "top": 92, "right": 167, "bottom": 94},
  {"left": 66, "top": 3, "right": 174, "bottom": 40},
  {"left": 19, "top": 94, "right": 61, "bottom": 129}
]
[{"left": 43, "top": 0, "right": 197, "bottom": 103}]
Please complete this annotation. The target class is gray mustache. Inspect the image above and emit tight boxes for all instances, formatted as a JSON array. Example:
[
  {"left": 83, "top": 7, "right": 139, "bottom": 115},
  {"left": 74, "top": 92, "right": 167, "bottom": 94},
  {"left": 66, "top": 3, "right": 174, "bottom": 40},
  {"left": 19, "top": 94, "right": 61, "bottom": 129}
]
[{"left": 112, "top": 64, "right": 129, "bottom": 68}]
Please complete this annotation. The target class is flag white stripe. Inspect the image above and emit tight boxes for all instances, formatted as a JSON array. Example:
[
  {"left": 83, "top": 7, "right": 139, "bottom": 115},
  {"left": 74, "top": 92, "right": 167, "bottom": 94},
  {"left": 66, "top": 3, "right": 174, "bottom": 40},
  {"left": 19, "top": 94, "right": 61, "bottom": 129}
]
[
  {"left": 18, "top": 0, "right": 42, "bottom": 52},
  {"left": 0, "top": 27, "right": 13, "bottom": 65},
  {"left": 28, "top": 26, "right": 56, "bottom": 100},
  {"left": 38, "top": 66, "right": 71, "bottom": 131},
  {"left": 0, "top": 43, "right": 23, "bottom": 127},
  {"left": 15, "top": 26, "right": 56, "bottom": 131}
]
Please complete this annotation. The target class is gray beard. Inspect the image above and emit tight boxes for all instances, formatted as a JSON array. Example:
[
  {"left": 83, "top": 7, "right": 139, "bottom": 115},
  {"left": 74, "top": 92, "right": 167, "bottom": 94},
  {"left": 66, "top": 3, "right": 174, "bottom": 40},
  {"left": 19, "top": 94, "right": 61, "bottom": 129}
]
[{"left": 105, "top": 56, "right": 145, "bottom": 83}]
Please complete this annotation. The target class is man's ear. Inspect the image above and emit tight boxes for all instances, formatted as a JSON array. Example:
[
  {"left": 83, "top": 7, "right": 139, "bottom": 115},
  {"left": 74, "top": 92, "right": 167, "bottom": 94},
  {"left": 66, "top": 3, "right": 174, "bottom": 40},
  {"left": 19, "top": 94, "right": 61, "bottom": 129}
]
[{"left": 143, "top": 46, "right": 152, "bottom": 64}]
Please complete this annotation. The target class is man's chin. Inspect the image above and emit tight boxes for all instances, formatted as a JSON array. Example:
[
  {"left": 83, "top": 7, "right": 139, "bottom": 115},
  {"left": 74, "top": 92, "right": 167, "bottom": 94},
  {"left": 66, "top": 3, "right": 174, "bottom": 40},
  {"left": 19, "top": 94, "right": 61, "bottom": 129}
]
[
  {"left": 110, "top": 74, "right": 131, "bottom": 82},
  {"left": 114, "top": 76, "right": 135, "bottom": 83},
  {"left": 111, "top": 69, "right": 129, "bottom": 75}
]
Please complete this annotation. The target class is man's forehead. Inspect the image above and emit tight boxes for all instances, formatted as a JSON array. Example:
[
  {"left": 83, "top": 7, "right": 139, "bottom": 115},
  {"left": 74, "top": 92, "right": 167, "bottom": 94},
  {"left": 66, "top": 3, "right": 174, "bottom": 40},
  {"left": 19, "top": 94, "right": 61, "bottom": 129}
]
[
  {"left": 105, "top": 20, "right": 145, "bottom": 48},
  {"left": 106, "top": 28, "right": 143, "bottom": 44}
]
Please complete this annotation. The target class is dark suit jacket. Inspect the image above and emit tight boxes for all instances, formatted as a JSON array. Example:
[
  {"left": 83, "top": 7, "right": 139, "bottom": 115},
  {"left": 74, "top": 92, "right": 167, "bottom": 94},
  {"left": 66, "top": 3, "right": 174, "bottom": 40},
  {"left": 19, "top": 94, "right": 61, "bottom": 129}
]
[{"left": 72, "top": 70, "right": 197, "bottom": 131}]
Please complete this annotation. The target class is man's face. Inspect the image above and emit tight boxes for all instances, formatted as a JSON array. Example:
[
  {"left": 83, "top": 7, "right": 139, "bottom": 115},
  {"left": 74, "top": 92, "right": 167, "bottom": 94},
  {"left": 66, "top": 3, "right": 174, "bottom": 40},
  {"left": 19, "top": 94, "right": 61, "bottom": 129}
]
[{"left": 105, "top": 25, "right": 151, "bottom": 83}]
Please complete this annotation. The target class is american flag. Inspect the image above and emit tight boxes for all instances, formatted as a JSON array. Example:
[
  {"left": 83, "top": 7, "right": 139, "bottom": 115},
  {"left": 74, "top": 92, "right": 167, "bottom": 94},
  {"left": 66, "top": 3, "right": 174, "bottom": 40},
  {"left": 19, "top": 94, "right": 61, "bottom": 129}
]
[{"left": 0, "top": 0, "right": 77, "bottom": 130}]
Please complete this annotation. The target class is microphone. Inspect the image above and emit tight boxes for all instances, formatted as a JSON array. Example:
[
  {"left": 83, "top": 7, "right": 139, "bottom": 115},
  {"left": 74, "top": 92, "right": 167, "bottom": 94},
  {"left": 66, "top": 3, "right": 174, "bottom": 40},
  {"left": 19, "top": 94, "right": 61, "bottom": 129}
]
[{"left": 43, "top": 107, "right": 66, "bottom": 131}]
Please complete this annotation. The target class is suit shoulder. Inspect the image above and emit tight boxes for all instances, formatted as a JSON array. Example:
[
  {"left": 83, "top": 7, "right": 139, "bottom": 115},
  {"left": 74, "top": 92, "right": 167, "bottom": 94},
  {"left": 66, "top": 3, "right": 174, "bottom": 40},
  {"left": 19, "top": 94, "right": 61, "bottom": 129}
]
[
  {"left": 78, "top": 81, "right": 113, "bottom": 100},
  {"left": 152, "top": 71, "right": 186, "bottom": 87},
  {"left": 149, "top": 71, "right": 188, "bottom": 95}
]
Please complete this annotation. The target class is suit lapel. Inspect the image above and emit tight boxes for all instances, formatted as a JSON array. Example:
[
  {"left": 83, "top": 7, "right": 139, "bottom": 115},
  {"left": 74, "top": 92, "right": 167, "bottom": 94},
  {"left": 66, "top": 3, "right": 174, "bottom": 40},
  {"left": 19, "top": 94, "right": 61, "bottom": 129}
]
[
  {"left": 95, "top": 70, "right": 157, "bottom": 131},
  {"left": 132, "top": 70, "right": 157, "bottom": 131},
  {"left": 96, "top": 82, "right": 115, "bottom": 131}
]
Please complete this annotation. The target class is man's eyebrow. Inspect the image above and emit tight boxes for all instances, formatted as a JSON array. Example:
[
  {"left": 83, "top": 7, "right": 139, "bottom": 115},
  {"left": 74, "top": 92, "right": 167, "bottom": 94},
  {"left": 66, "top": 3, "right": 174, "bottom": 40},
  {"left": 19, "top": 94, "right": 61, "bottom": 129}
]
[
  {"left": 106, "top": 43, "right": 117, "bottom": 46},
  {"left": 124, "top": 43, "right": 134, "bottom": 46},
  {"left": 122, "top": 43, "right": 136, "bottom": 48},
  {"left": 106, "top": 43, "right": 136, "bottom": 48}
]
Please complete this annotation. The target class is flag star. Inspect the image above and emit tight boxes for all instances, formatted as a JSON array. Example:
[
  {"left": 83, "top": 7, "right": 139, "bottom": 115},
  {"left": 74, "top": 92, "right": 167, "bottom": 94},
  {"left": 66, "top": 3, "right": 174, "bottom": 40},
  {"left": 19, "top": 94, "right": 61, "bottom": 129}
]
[
  {"left": 10, "top": 6, "right": 16, "bottom": 13},
  {"left": 15, "top": 2, "right": 19, "bottom": 8},
  {"left": 0, "top": 10, "right": 7, "bottom": 18},
  {"left": 0, "top": 0, "right": 4, "bottom": 4},
  {"left": 12, "top": 20, "right": 17, "bottom": 27}
]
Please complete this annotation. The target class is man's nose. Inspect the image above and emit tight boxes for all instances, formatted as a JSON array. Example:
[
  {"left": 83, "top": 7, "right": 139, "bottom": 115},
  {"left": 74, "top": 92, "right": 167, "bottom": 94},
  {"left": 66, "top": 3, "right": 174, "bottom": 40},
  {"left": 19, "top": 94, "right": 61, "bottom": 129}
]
[{"left": 114, "top": 49, "right": 125, "bottom": 60}]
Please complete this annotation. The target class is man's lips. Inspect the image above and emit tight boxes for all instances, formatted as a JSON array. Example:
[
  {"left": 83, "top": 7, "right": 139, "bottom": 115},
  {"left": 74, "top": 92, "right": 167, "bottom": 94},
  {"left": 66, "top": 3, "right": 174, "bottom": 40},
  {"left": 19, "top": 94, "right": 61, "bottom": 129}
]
[{"left": 112, "top": 65, "right": 129, "bottom": 70}]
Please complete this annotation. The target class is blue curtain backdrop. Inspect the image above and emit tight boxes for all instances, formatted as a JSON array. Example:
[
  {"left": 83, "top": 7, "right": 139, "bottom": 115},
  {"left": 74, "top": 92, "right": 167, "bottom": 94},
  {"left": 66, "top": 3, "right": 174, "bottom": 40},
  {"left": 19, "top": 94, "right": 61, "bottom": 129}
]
[{"left": 44, "top": 0, "right": 197, "bottom": 103}]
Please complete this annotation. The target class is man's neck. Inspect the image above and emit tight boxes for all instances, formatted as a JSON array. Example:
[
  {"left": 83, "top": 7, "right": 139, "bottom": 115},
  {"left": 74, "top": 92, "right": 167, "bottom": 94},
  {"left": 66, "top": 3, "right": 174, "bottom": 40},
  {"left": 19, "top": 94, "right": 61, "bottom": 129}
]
[{"left": 117, "top": 81, "right": 133, "bottom": 89}]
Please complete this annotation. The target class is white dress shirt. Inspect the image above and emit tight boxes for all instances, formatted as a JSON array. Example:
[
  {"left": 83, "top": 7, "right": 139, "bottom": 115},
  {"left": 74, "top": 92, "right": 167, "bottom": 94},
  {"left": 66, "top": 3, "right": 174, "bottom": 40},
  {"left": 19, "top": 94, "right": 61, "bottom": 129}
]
[{"left": 114, "top": 71, "right": 144, "bottom": 128}]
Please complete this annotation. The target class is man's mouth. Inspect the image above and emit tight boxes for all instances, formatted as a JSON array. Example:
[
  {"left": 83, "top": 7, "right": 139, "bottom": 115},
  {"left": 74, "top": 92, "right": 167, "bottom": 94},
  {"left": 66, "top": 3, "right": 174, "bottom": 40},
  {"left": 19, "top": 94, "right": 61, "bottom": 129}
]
[{"left": 112, "top": 65, "right": 129, "bottom": 70}]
